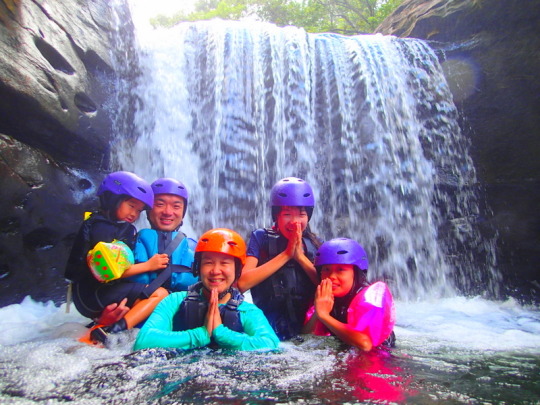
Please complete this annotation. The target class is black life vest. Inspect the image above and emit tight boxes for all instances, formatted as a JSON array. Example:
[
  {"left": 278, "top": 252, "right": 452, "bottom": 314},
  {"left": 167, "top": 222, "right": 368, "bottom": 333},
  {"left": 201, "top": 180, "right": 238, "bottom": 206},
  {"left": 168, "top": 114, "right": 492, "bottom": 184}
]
[
  {"left": 331, "top": 276, "right": 369, "bottom": 324},
  {"left": 250, "top": 228, "right": 318, "bottom": 340},
  {"left": 64, "top": 212, "right": 135, "bottom": 283},
  {"left": 172, "top": 282, "right": 244, "bottom": 334}
]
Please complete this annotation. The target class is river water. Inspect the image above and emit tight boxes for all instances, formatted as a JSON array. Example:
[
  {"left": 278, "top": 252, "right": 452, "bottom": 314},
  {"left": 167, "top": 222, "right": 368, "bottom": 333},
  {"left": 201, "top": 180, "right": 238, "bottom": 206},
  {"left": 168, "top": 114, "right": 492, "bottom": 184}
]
[
  {"left": 0, "top": 296, "right": 538, "bottom": 404},
  {"left": 1, "top": 2, "right": 539, "bottom": 404}
]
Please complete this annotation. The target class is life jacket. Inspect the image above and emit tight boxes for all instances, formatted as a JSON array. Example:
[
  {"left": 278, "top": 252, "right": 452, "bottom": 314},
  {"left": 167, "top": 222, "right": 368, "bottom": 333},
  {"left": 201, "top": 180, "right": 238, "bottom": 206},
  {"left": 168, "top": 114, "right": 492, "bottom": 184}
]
[
  {"left": 64, "top": 212, "right": 135, "bottom": 283},
  {"left": 172, "top": 282, "right": 244, "bottom": 334},
  {"left": 250, "top": 228, "right": 317, "bottom": 340},
  {"left": 331, "top": 280, "right": 396, "bottom": 348},
  {"left": 156, "top": 230, "right": 191, "bottom": 274},
  {"left": 331, "top": 275, "right": 370, "bottom": 324}
]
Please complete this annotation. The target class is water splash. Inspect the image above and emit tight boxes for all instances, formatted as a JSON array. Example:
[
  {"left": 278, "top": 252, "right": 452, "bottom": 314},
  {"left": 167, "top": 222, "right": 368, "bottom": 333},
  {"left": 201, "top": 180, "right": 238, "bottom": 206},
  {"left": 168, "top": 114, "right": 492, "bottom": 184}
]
[{"left": 109, "top": 4, "right": 498, "bottom": 300}]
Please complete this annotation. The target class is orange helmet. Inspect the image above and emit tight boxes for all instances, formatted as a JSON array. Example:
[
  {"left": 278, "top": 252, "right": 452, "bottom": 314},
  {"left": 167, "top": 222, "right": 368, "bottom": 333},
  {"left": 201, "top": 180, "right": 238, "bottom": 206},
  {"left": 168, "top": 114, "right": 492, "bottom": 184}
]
[{"left": 193, "top": 228, "right": 247, "bottom": 279}]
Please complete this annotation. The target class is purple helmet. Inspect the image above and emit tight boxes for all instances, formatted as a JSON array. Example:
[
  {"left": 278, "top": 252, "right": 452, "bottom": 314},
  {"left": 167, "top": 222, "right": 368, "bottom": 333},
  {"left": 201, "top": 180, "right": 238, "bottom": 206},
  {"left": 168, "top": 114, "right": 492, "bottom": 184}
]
[
  {"left": 98, "top": 171, "right": 154, "bottom": 209},
  {"left": 271, "top": 177, "right": 315, "bottom": 221},
  {"left": 151, "top": 177, "right": 189, "bottom": 215},
  {"left": 314, "top": 238, "right": 369, "bottom": 271},
  {"left": 151, "top": 178, "right": 188, "bottom": 201}
]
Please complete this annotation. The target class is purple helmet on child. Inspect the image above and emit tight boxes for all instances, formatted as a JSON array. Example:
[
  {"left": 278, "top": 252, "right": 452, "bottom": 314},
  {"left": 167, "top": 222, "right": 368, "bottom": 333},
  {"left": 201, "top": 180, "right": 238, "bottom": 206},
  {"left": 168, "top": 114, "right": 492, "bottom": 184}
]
[
  {"left": 98, "top": 171, "right": 154, "bottom": 210},
  {"left": 314, "top": 238, "right": 369, "bottom": 272},
  {"left": 270, "top": 177, "right": 315, "bottom": 220},
  {"left": 151, "top": 177, "right": 189, "bottom": 215}
]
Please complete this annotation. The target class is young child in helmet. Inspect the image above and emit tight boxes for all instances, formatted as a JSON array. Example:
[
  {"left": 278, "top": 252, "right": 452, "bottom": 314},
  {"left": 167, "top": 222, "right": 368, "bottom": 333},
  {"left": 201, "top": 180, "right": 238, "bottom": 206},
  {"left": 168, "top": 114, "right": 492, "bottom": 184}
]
[
  {"left": 237, "top": 177, "right": 322, "bottom": 341},
  {"left": 134, "top": 228, "right": 279, "bottom": 351},
  {"left": 129, "top": 177, "right": 198, "bottom": 292},
  {"left": 303, "top": 238, "right": 396, "bottom": 351},
  {"left": 64, "top": 171, "right": 170, "bottom": 343}
]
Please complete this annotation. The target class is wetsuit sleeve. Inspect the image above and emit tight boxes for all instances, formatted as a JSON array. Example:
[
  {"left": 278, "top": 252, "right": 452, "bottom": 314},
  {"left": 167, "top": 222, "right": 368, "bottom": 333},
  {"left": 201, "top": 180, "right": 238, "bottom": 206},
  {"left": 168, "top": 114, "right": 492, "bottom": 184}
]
[
  {"left": 212, "top": 302, "right": 280, "bottom": 351},
  {"left": 133, "top": 292, "right": 211, "bottom": 351}
]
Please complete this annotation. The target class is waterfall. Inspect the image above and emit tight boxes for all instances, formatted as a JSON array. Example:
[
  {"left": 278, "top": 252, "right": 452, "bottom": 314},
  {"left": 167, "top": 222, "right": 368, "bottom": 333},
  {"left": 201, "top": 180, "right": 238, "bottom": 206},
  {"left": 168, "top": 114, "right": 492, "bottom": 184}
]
[{"left": 109, "top": 3, "right": 499, "bottom": 300}]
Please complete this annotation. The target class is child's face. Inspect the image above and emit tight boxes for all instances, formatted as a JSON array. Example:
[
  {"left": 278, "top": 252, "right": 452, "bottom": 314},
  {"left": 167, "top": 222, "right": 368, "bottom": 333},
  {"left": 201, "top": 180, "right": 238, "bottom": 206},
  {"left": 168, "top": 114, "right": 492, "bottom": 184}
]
[
  {"left": 148, "top": 194, "right": 185, "bottom": 231},
  {"left": 200, "top": 251, "right": 236, "bottom": 295},
  {"left": 320, "top": 264, "right": 355, "bottom": 297},
  {"left": 115, "top": 197, "right": 145, "bottom": 223},
  {"left": 276, "top": 206, "right": 309, "bottom": 239}
]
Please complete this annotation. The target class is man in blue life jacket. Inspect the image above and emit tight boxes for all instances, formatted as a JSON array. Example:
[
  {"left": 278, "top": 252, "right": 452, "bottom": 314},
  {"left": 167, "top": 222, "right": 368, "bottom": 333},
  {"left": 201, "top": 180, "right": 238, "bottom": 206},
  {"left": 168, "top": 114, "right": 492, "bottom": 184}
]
[
  {"left": 134, "top": 228, "right": 279, "bottom": 351},
  {"left": 96, "top": 178, "right": 197, "bottom": 327},
  {"left": 128, "top": 177, "right": 197, "bottom": 295}
]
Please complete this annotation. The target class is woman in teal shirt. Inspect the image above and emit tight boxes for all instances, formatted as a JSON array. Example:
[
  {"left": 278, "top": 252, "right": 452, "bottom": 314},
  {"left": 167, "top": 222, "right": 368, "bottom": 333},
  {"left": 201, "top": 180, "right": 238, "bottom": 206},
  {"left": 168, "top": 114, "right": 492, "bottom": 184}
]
[{"left": 134, "top": 228, "right": 279, "bottom": 351}]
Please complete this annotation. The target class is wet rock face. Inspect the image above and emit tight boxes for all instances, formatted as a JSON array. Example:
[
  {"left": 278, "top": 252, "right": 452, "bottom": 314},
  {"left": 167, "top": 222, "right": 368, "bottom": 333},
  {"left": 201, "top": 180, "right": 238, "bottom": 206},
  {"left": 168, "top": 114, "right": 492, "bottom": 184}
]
[
  {"left": 378, "top": 0, "right": 540, "bottom": 301},
  {"left": 0, "top": 134, "right": 101, "bottom": 304},
  {"left": 0, "top": 0, "right": 120, "bottom": 305},
  {"left": 0, "top": 0, "right": 115, "bottom": 168}
]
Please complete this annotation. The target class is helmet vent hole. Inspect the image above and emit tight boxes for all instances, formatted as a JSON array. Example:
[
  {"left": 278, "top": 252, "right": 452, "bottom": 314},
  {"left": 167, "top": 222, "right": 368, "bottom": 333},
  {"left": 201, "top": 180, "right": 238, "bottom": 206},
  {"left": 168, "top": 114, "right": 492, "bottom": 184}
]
[
  {"left": 228, "top": 241, "right": 237, "bottom": 247},
  {"left": 137, "top": 186, "right": 147, "bottom": 193},
  {"left": 337, "top": 250, "right": 348, "bottom": 255},
  {"left": 201, "top": 238, "right": 209, "bottom": 243},
  {"left": 154, "top": 184, "right": 164, "bottom": 188},
  {"left": 303, "top": 193, "right": 311, "bottom": 197},
  {"left": 278, "top": 192, "right": 287, "bottom": 197}
]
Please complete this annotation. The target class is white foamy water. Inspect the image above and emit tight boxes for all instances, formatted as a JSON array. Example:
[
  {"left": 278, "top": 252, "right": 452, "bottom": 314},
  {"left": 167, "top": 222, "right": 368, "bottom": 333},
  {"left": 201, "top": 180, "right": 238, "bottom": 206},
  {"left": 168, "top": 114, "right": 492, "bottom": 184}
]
[
  {"left": 0, "top": 296, "right": 538, "bottom": 403},
  {"left": 1, "top": 296, "right": 538, "bottom": 350}
]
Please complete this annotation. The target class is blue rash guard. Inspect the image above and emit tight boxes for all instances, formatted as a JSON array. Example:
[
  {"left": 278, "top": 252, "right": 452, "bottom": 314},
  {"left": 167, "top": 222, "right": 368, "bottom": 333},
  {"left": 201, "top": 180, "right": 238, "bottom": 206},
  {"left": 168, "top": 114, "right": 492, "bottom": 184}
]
[
  {"left": 129, "top": 228, "right": 198, "bottom": 291},
  {"left": 134, "top": 291, "right": 280, "bottom": 351}
]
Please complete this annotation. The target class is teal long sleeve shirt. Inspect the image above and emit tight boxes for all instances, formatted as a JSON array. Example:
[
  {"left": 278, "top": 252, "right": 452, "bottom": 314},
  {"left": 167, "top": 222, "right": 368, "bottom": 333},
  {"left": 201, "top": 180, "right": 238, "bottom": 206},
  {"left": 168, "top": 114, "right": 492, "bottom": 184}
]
[{"left": 134, "top": 291, "right": 280, "bottom": 351}]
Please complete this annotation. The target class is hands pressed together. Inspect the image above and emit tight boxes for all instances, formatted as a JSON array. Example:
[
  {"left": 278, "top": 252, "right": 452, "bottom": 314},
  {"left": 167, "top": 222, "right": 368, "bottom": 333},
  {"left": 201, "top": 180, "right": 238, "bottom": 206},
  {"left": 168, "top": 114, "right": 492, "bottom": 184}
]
[
  {"left": 205, "top": 288, "right": 223, "bottom": 336},
  {"left": 314, "top": 278, "right": 335, "bottom": 318},
  {"left": 285, "top": 222, "right": 306, "bottom": 261}
]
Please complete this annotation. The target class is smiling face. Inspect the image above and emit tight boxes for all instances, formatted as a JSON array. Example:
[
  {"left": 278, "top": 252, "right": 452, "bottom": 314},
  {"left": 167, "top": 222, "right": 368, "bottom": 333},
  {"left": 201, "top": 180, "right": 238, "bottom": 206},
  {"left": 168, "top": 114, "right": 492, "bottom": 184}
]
[
  {"left": 199, "top": 251, "right": 236, "bottom": 295},
  {"left": 148, "top": 194, "right": 185, "bottom": 231},
  {"left": 276, "top": 206, "right": 309, "bottom": 239},
  {"left": 320, "top": 264, "right": 355, "bottom": 298},
  {"left": 115, "top": 197, "right": 145, "bottom": 223}
]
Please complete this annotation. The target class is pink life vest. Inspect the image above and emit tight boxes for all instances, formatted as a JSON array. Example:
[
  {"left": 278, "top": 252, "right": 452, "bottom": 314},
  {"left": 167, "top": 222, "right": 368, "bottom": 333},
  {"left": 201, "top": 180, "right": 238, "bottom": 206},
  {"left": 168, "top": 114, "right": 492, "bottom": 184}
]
[{"left": 307, "top": 281, "right": 396, "bottom": 347}]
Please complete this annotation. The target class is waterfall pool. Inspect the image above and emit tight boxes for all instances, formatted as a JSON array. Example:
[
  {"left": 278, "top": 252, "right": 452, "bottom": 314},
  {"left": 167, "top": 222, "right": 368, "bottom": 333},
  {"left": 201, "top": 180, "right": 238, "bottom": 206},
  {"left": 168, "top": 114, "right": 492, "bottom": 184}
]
[{"left": 1, "top": 296, "right": 538, "bottom": 404}]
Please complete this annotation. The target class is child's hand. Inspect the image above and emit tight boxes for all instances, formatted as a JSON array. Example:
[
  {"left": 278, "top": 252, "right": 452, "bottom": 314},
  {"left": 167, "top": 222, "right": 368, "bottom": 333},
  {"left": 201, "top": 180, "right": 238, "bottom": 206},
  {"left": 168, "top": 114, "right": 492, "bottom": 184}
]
[
  {"left": 96, "top": 298, "right": 129, "bottom": 326},
  {"left": 314, "top": 279, "right": 334, "bottom": 318},
  {"left": 148, "top": 253, "right": 169, "bottom": 270}
]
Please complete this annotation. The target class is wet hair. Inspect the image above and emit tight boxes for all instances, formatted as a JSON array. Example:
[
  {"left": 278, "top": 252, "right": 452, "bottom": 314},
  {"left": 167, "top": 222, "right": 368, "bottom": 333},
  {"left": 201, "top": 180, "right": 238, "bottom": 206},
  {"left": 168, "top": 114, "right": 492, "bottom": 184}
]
[{"left": 99, "top": 191, "right": 131, "bottom": 222}]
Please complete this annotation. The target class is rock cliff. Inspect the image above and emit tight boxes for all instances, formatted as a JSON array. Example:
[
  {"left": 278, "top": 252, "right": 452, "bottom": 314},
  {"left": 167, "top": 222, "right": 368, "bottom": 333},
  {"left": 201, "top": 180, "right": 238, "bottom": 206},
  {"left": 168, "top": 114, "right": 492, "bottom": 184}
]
[
  {"left": 378, "top": 0, "right": 540, "bottom": 301},
  {"left": 0, "top": 0, "right": 122, "bottom": 304}
]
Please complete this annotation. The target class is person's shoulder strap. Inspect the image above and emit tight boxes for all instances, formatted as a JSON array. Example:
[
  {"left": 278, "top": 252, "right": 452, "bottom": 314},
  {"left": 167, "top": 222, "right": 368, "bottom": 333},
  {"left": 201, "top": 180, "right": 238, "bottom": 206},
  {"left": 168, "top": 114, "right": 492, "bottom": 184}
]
[
  {"left": 163, "top": 231, "right": 185, "bottom": 256},
  {"left": 140, "top": 232, "right": 186, "bottom": 298},
  {"left": 265, "top": 227, "right": 280, "bottom": 259},
  {"left": 302, "top": 235, "right": 318, "bottom": 261}
]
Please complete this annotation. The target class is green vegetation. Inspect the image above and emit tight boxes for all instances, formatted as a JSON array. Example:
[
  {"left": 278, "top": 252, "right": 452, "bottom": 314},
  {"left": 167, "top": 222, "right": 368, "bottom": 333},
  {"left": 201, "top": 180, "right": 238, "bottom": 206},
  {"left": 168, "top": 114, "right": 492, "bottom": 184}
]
[{"left": 150, "top": 0, "right": 404, "bottom": 35}]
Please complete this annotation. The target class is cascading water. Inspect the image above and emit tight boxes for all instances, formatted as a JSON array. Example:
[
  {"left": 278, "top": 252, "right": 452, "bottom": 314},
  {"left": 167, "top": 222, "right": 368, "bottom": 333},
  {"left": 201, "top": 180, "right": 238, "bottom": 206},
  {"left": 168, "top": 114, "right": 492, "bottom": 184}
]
[
  {"left": 0, "top": 3, "right": 538, "bottom": 404},
  {"left": 111, "top": 2, "right": 499, "bottom": 301}
]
